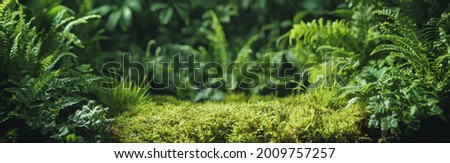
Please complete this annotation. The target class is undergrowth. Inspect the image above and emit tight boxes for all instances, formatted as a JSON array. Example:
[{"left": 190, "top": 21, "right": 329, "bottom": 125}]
[{"left": 111, "top": 94, "right": 368, "bottom": 143}]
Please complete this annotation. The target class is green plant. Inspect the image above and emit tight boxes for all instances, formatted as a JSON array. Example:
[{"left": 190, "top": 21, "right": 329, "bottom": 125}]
[
  {"left": 342, "top": 7, "right": 450, "bottom": 141},
  {"left": 0, "top": 0, "right": 108, "bottom": 142},
  {"left": 289, "top": 3, "right": 380, "bottom": 90},
  {"left": 52, "top": 101, "right": 113, "bottom": 142},
  {"left": 95, "top": 76, "right": 151, "bottom": 115},
  {"left": 110, "top": 95, "right": 367, "bottom": 143}
]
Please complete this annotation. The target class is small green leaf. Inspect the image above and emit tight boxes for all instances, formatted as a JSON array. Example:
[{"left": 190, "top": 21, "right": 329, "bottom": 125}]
[{"left": 121, "top": 6, "right": 132, "bottom": 31}]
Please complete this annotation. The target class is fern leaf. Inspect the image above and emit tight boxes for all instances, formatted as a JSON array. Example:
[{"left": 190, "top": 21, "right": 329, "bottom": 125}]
[
  {"left": 51, "top": 10, "right": 67, "bottom": 32},
  {"left": 373, "top": 34, "right": 428, "bottom": 64},
  {"left": 208, "top": 11, "right": 228, "bottom": 66},
  {"left": 32, "top": 70, "right": 60, "bottom": 96},
  {"left": 56, "top": 16, "right": 75, "bottom": 29},
  {"left": 63, "top": 15, "right": 100, "bottom": 33},
  {"left": 373, "top": 8, "right": 400, "bottom": 20},
  {"left": 9, "top": 32, "right": 21, "bottom": 60},
  {"left": 42, "top": 52, "right": 77, "bottom": 71},
  {"left": 235, "top": 34, "right": 258, "bottom": 64},
  {"left": 289, "top": 18, "right": 352, "bottom": 47},
  {"left": 0, "top": 0, "right": 11, "bottom": 18},
  {"left": 40, "top": 54, "right": 55, "bottom": 70},
  {"left": 0, "top": 31, "right": 7, "bottom": 58}
]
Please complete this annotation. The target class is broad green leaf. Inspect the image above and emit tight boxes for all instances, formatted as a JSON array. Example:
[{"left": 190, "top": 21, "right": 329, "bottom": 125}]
[{"left": 106, "top": 10, "right": 121, "bottom": 31}]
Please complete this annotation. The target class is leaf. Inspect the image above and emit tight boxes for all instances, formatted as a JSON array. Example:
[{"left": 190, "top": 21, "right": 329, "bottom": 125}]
[
  {"left": 159, "top": 7, "right": 174, "bottom": 25},
  {"left": 87, "top": 5, "right": 114, "bottom": 15},
  {"left": 126, "top": 0, "right": 142, "bottom": 12},
  {"left": 10, "top": 32, "right": 21, "bottom": 60},
  {"left": 150, "top": 2, "right": 168, "bottom": 12},
  {"left": 174, "top": 3, "right": 190, "bottom": 25},
  {"left": 330, "top": 9, "right": 354, "bottom": 19},
  {"left": 106, "top": 10, "right": 122, "bottom": 31},
  {"left": 121, "top": 6, "right": 132, "bottom": 31}
]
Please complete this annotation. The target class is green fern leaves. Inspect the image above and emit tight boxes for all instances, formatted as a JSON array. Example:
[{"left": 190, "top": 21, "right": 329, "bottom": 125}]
[
  {"left": 0, "top": 1, "right": 106, "bottom": 142},
  {"left": 290, "top": 18, "right": 352, "bottom": 47}
]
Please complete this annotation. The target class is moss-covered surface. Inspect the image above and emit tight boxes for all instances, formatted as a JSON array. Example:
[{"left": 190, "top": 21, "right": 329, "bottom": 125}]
[{"left": 110, "top": 95, "right": 369, "bottom": 142}]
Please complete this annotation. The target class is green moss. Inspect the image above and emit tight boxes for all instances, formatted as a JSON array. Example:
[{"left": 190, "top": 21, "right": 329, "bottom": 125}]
[{"left": 110, "top": 95, "right": 368, "bottom": 142}]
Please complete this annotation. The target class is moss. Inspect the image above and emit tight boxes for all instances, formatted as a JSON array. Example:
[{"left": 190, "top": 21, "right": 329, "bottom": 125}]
[{"left": 110, "top": 95, "right": 368, "bottom": 142}]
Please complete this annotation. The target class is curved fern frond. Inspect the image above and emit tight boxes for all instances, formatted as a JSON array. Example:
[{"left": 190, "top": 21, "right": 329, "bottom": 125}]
[
  {"left": 57, "top": 16, "right": 75, "bottom": 29},
  {"left": 372, "top": 34, "right": 429, "bottom": 68},
  {"left": 41, "top": 52, "right": 77, "bottom": 71},
  {"left": 63, "top": 15, "right": 100, "bottom": 33},
  {"left": 289, "top": 18, "right": 353, "bottom": 47},
  {"left": 32, "top": 70, "right": 60, "bottom": 96},
  {"left": 421, "top": 12, "right": 450, "bottom": 53},
  {"left": 373, "top": 8, "right": 400, "bottom": 20},
  {"left": 50, "top": 10, "right": 67, "bottom": 32},
  {"left": 40, "top": 53, "right": 55, "bottom": 70}
]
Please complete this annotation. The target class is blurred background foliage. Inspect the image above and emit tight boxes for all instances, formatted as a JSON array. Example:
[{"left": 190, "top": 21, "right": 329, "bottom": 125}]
[{"left": 21, "top": 0, "right": 348, "bottom": 101}]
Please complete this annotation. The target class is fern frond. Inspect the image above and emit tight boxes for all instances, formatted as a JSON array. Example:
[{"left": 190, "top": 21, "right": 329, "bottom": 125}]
[
  {"left": 24, "top": 26, "right": 40, "bottom": 63},
  {"left": 9, "top": 32, "right": 21, "bottom": 60},
  {"left": 207, "top": 11, "right": 228, "bottom": 65},
  {"left": 373, "top": 8, "right": 400, "bottom": 20},
  {"left": 421, "top": 12, "right": 450, "bottom": 53},
  {"left": 289, "top": 18, "right": 353, "bottom": 47},
  {"left": 371, "top": 44, "right": 425, "bottom": 66},
  {"left": 372, "top": 34, "right": 429, "bottom": 66},
  {"left": 0, "top": 31, "right": 7, "bottom": 58},
  {"left": 317, "top": 45, "right": 357, "bottom": 57},
  {"left": 40, "top": 53, "right": 55, "bottom": 70},
  {"left": 41, "top": 52, "right": 77, "bottom": 71},
  {"left": 63, "top": 15, "right": 100, "bottom": 33},
  {"left": 32, "top": 70, "right": 60, "bottom": 95},
  {"left": 50, "top": 10, "right": 67, "bottom": 32},
  {"left": 57, "top": 16, "right": 75, "bottom": 29},
  {"left": 0, "top": 0, "right": 12, "bottom": 18},
  {"left": 235, "top": 34, "right": 258, "bottom": 64}
]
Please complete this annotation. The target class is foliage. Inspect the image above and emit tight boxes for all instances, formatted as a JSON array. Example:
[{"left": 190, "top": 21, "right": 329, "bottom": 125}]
[
  {"left": 95, "top": 76, "right": 151, "bottom": 115},
  {"left": 289, "top": 3, "right": 379, "bottom": 89},
  {"left": 288, "top": 1, "right": 450, "bottom": 141},
  {"left": 341, "top": 5, "right": 450, "bottom": 141},
  {"left": 0, "top": 1, "right": 109, "bottom": 142},
  {"left": 111, "top": 95, "right": 367, "bottom": 143},
  {"left": 5, "top": 0, "right": 450, "bottom": 142},
  {"left": 52, "top": 101, "right": 113, "bottom": 142}
]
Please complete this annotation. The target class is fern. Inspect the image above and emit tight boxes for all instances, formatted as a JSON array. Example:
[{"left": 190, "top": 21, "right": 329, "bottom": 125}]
[
  {"left": 343, "top": 4, "right": 450, "bottom": 141},
  {"left": 0, "top": 0, "right": 11, "bottom": 18},
  {"left": 0, "top": 1, "right": 106, "bottom": 142},
  {"left": 205, "top": 11, "right": 229, "bottom": 66},
  {"left": 42, "top": 52, "right": 77, "bottom": 71},
  {"left": 290, "top": 18, "right": 353, "bottom": 48},
  {"left": 9, "top": 32, "right": 20, "bottom": 60},
  {"left": 373, "top": 8, "right": 400, "bottom": 20},
  {"left": 421, "top": 12, "right": 450, "bottom": 54}
]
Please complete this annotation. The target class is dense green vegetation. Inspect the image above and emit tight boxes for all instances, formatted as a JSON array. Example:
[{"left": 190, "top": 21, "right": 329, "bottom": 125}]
[
  {"left": 111, "top": 94, "right": 367, "bottom": 143},
  {"left": 1, "top": 0, "right": 450, "bottom": 142}
]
